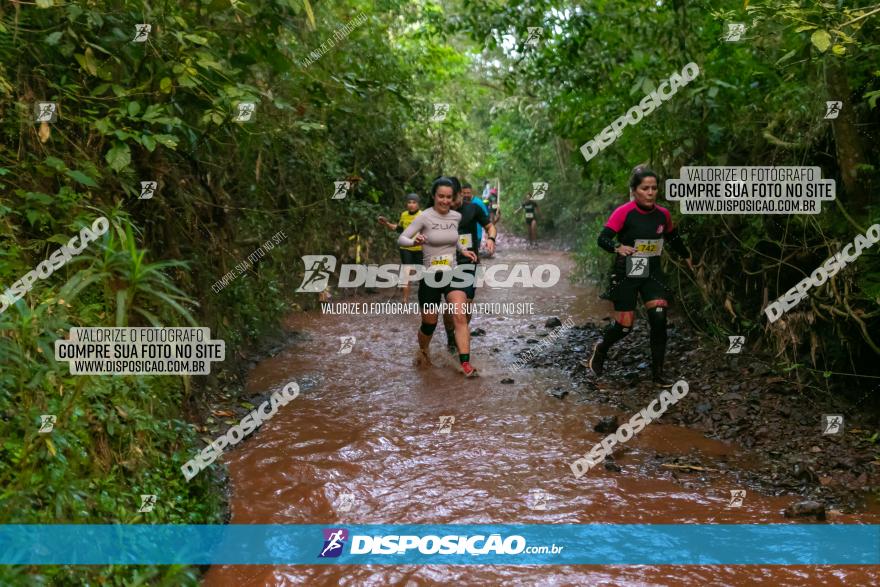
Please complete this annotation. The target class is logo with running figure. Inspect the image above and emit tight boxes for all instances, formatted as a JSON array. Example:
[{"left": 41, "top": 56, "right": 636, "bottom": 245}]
[
  {"left": 722, "top": 22, "right": 746, "bottom": 42},
  {"left": 318, "top": 528, "right": 348, "bottom": 558},
  {"left": 38, "top": 415, "right": 57, "bottom": 433},
  {"left": 234, "top": 102, "right": 256, "bottom": 122},
  {"left": 296, "top": 255, "right": 337, "bottom": 293},
  {"left": 525, "top": 27, "right": 543, "bottom": 47},
  {"left": 824, "top": 101, "right": 842, "bottom": 120},
  {"left": 338, "top": 336, "right": 356, "bottom": 354},
  {"left": 528, "top": 488, "right": 549, "bottom": 510},
  {"left": 436, "top": 415, "right": 455, "bottom": 434},
  {"left": 35, "top": 102, "right": 58, "bottom": 123},
  {"left": 139, "top": 181, "right": 157, "bottom": 200},
  {"left": 728, "top": 489, "right": 746, "bottom": 507},
  {"left": 531, "top": 182, "right": 548, "bottom": 201},
  {"left": 626, "top": 257, "right": 648, "bottom": 277},
  {"left": 430, "top": 103, "right": 449, "bottom": 122},
  {"left": 822, "top": 414, "right": 843, "bottom": 435},
  {"left": 133, "top": 24, "right": 151, "bottom": 42},
  {"left": 332, "top": 181, "right": 350, "bottom": 200},
  {"left": 726, "top": 336, "right": 745, "bottom": 354},
  {"left": 138, "top": 494, "right": 157, "bottom": 513},
  {"left": 336, "top": 493, "right": 355, "bottom": 513}
]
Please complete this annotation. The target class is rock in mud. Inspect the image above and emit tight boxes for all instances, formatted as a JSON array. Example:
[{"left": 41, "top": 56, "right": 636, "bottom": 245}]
[
  {"left": 604, "top": 458, "right": 622, "bottom": 472},
  {"left": 594, "top": 415, "right": 619, "bottom": 433},
  {"left": 792, "top": 462, "right": 819, "bottom": 483},
  {"left": 526, "top": 338, "right": 539, "bottom": 344},
  {"left": 471, "top": 328, "right": 486, "bottom": 337},
  {"left": 501, "top": 378, "right": 514, "bottom": 384},
  {"left": 550, "top": 388, "right": 568, "bottom": 399},
  {"left": 784, "top": 500, "right": 826, "bottom": 520},
  {"left": 545, "top": 317, "right": 562, "bottom": 328}
]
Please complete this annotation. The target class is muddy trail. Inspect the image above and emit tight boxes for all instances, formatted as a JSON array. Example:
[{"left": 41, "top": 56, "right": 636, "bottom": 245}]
[{"left": 204, "top": 238, "right": 880, "bottom": 586}]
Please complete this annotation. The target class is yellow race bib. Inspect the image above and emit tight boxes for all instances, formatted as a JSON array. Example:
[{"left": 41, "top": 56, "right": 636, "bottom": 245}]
[
  {"left": 429, "top": 254, "right": 453, "bottom": 270},
  {"left": 633, "top": 239, "right": 663, "bottom": 257}
]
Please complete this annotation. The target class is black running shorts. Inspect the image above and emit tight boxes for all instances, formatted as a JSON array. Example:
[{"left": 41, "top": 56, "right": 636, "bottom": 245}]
[
  {"left": 418, "top": 278, "right": 470, "bottom": 309},
  {"left": 608, "top": 264, "right": 669, "bottom": 311},
  {"left": 399, "top": 248, "right": 423, "bottom": 266}
]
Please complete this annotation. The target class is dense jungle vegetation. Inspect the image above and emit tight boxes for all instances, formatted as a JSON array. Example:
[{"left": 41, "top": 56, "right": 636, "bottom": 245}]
[{"left": 0, "top": 1, "right": 877, "bottom": 584}]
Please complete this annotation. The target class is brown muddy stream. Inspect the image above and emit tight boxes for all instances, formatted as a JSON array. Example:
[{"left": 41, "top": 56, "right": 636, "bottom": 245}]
[{"left": 204, "top": 243, "right": 879, "bottom": 586}]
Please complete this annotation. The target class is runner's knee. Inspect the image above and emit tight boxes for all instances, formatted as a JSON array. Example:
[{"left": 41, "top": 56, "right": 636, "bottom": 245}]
[
  {"left": 615, "top": 311, "right": 635, "bottom": 327},
  {"left": 420, "top": 322, "right": 437, "bottom": 336}
]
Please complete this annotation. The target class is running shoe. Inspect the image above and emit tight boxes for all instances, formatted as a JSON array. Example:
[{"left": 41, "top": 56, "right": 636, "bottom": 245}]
[
  {"left": 461, "top": 361, "right": 478, "bottom": 377},
  {"left": 652, "top": 372, "right": 674, "bottom": 387},
  {"left": 414, "top": 348, "right": 432, "bottom": 368}
]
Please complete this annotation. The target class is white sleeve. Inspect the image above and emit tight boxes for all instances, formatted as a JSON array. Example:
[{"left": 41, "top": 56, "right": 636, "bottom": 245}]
[{"left": 398, "top": 215, "right": 422, "bottom": 247}]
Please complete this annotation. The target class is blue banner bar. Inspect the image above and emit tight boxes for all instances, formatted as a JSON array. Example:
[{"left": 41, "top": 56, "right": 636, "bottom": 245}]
[{"left": 1, "top": 524, "right": 877, "bottom": 565}]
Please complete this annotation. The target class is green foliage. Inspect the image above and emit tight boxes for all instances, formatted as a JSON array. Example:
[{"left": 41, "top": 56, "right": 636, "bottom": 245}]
[
  {"left": 454, "top": 0, "right": 880, "bottom": 392},
  {"left": 61, "top": 219, "right": 198, "bottom": 327},
  {"left": 1, "top": 0, "right": 878, "bottom": 581},
  {"left": 0, "top": 0, "right": 463, "bottom": 582}
]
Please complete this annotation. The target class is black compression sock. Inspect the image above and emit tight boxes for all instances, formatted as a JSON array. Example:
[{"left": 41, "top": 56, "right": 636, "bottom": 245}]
[
  {"left": 459, "top": 353, "right": 470, "bottom": 364},
  {"left": 599, "top": 321, "right": 631, "bottom": 350},
  {"left": 647, "top": 307, "right": 668, "bottom": 376},
  {"left": 648, "top": 308, "right": 667, "bottom": 345}
]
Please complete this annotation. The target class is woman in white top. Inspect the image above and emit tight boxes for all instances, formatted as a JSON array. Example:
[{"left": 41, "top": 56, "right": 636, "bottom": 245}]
[{"left": 399, "top": 177, "right": 479, "bottom": 377}]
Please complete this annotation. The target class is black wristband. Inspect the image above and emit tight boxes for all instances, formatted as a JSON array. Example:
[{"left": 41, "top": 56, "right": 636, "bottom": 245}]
[{"left": 488, "top": 236, "right": 496, "bottom": 241}]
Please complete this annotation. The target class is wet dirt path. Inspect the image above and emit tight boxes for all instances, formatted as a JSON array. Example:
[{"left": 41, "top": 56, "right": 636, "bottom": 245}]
[{"left": 204, "top": 241, "right": 879, "bottom": 586}]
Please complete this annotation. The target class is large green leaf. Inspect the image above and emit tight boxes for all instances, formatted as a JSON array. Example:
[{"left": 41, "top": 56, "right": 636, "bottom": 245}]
[
  {"left": 184, "top": 33, "right": 209, "bottom": 45},
  {"left": 140, "top": 135, "right": 157, "bottom": 152},
  {"left": 43, "top": 156, "right": 67, "bottom": 171},
  {"left": 302, "top": 0, "right": 316, "bottom": 30},
  {"left": 45, "top": 31, "right": 64, "bottom": 45},
  {"left": 154, "top": 135, "right": 179, "bottom": 149},
  {"left": 65, "top": 169, "right": 99, "bottom": 187},
  {"left": 105, "top": 143, "right": 131, "bottom": 172},
  {"left": 811, "top": 30, "right": 831, "bottom": 52}
]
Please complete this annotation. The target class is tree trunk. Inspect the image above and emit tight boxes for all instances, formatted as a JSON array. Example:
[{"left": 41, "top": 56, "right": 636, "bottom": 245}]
[{"left": 824, "top": 59, "right": 869, "bottom": 211}]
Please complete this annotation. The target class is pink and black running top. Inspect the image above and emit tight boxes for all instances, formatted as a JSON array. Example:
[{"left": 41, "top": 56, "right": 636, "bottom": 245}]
[{"left": 597, "top": 200, "right": 690, "bottom": 260}]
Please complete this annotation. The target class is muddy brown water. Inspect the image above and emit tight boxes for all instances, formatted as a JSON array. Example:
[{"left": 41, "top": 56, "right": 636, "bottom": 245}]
[{"left": 204, "top": 243, "right": 879, "bottom": 586}]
